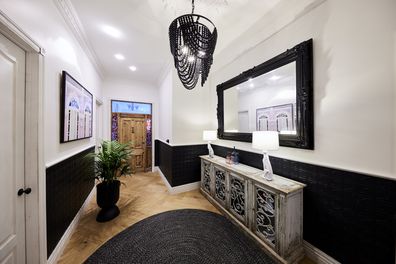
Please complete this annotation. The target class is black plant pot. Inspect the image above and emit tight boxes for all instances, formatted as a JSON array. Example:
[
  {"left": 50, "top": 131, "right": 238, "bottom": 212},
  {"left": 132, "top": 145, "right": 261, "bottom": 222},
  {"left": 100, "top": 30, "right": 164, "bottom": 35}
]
[{"left": 96, "top": 180, "right": 120, "bottom": 222}]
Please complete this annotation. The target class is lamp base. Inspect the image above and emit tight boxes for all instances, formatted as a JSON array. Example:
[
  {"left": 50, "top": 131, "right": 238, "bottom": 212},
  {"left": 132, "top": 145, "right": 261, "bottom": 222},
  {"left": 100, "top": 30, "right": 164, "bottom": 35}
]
[
  {"left": 262, "top": 151, "right": 274, "bottom": 181},
  {"left": 263, "top": 170, "right": 273, "bottom": 181},
  {"left": 207, "top": 142, "right": 214, "bottom": 158}
]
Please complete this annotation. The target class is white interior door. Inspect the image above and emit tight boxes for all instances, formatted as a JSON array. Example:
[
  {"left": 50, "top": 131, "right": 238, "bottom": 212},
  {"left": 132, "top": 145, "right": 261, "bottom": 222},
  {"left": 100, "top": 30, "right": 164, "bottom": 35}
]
[{"left": 0, "top": 33, "right": 26, "bottom": 264}]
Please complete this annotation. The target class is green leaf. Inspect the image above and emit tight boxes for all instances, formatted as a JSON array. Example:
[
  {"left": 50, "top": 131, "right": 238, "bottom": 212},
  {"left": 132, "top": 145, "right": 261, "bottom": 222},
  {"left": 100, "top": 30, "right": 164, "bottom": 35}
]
[{"left": 84, "top": 140, "right": 133, "bottom": 183}]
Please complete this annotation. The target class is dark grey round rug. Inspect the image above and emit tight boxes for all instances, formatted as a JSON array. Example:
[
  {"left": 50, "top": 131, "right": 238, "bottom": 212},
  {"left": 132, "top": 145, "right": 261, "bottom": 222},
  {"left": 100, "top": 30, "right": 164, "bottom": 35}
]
[{"left": 85, "top": 209, "right": 276, "bottom": 264}]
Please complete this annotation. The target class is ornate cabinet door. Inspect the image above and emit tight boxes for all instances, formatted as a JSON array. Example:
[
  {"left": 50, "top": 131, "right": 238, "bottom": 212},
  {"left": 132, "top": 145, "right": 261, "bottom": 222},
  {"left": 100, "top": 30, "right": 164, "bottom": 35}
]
[
  {"left": 253, "top": 183, "right": 278, "bottom": 249},
  {"left": 228, "top": 173, "right": 248, "bottom": 224},
  {"left": 213, "top": 166, "right": 227, "bottom": 206},
  {"left": 201, "top": 160, "right": 212, "bottom": 194}
]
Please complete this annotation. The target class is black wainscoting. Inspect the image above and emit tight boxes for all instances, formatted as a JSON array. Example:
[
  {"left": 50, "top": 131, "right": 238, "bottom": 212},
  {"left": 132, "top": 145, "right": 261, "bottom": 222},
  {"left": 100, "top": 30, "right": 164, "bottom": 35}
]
[
  {"left": 172, "top": 144, "right": 207, "bottom": 186},
  {"left": 155, "top": 140, "right": 173, "bottom": 185},
  {"left": 46, "top": 147, "right": 95, "bottom": 258},
  {"left": 211, "top": 145, "right": 396, "bottom": 264},
  {"left": 154, "top": 140, "right": 207, "bottom": 187}
]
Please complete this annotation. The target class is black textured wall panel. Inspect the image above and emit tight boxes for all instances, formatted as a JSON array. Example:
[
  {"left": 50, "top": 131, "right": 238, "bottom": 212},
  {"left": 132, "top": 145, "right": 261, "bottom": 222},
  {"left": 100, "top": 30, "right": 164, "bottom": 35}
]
[
  {"left": 155, "top": 140, "right": 173, "bottom": 185},
  {"left": 172, "top": 144, "right": 207, "bottom": 186},
  {"left": 46, "top": 147, "right": 95, "bottom": 258},
  {"left": 154, "top": 140, "right": 207, "bottom": 187},
  {"left": 212, "top": 144, "right": 396, "bottom": 264}
]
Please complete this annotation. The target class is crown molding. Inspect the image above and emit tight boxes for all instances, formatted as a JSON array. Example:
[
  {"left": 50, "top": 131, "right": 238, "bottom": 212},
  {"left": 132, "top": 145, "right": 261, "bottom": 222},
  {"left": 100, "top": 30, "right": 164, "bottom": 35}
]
[{"left": 53, "top": 0, "right": 105, "bottom": 79}]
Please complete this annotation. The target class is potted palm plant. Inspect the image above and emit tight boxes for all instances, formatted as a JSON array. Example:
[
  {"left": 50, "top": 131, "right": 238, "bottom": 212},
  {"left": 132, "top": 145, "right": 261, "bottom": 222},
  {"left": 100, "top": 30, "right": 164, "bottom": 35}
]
[{"left": 87, "top": 140, "right": 132, "bottom": 222}]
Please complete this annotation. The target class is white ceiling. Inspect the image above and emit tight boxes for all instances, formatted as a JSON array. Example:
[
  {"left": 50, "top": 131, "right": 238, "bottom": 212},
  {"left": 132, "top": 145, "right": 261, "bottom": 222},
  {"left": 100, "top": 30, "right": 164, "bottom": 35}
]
[{"left": 68, "top": 0, "right": 283, "bottom": 85}]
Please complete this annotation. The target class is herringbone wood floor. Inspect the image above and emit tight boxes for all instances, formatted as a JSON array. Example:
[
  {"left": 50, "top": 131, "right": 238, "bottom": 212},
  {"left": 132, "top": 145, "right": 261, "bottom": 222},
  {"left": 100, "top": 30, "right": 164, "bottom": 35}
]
[{"left": 58, "top": 172, "right": 315, "bottom": 264}]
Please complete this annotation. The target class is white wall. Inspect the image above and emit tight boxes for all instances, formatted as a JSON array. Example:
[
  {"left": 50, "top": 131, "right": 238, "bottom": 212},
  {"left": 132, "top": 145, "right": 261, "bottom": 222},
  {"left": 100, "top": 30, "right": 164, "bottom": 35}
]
[
  {"left": 0, "top": 0, "right": 103, "bottom": 167},
  {"left": 102, "top": 78, "right": 159, "bottom": 145},
  {"left": 158, "top": 69, "right": 173, "bottom": 142},
  {"left": 210, "top": 0, "right": 396, "bottom": 179},
  {"left": 171, "top": 70, "right": 213, "bottom": 145}
]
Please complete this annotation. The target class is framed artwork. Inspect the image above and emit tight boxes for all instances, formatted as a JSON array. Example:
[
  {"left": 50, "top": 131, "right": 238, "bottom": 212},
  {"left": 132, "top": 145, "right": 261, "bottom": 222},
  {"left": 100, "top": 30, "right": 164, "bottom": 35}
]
[
  {"left": 60, "top": 71, "right": 93, "bottom": 143},
  {"left": 256, "top": 104, "right": 294, "bottom": 132}
]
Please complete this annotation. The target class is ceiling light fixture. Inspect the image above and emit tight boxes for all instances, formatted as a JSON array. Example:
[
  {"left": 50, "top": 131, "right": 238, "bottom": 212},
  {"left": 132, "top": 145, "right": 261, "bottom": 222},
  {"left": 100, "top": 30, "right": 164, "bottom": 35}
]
[
  {"left": 129, "top": 65, "right": 137, "bottom": 72},
  {"left": 169, "top": 0, "right": 217, "bottom": 90},
  {"left": 269, "top": 75, "right": 281, "bottom": 81},
  {"left": 114, "top": 53, "right": 125, "bottom": 60},
  {"left": 102, "top": 25, "right": 122, "bottom": 38}
]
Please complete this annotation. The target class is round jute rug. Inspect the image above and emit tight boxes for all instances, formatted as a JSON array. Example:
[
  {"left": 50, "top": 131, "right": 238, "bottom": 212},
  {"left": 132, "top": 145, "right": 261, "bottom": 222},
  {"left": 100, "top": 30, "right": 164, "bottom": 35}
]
[{"left": 85, "top": 209, "right": 276, "bottom": 264}]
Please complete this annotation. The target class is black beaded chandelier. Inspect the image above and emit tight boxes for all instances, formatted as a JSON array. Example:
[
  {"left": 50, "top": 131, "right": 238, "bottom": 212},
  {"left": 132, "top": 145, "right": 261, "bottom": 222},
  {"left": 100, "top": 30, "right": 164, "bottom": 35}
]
[{"left": 169, "top": 0, "right": 217, "bottom": 90}]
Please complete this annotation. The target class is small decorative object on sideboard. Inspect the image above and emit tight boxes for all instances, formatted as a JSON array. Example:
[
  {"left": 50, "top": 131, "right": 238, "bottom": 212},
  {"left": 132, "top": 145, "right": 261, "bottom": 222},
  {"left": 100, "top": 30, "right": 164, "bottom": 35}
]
[
  {"left": 226, "top": 152, "right": 233, "bottom": 164},
  {"left": 252, "top": 131, "right": 279, "bottom": 181},
  {"left": 231, "top": 147, "right": 239, "bottom": 165},
  {"left": 203, "top": 130, "right": 217, "bottom": 158}
]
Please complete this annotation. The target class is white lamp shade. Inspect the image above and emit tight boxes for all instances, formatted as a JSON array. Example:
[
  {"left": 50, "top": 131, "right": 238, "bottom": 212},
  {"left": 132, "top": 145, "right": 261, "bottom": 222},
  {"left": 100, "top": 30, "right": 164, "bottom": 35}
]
[
  {"left": 252, "top": 131, "right": 279, "bottom": 151},
  {"left": 203, "top": 130, "right": 217, "bottom": 141}
]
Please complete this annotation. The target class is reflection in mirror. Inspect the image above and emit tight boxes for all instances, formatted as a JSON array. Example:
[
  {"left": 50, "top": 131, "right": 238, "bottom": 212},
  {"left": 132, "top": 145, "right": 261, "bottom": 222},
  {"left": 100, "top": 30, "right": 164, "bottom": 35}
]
[{"left": 223, "top": 62, "right": 296, "bottom": 134}]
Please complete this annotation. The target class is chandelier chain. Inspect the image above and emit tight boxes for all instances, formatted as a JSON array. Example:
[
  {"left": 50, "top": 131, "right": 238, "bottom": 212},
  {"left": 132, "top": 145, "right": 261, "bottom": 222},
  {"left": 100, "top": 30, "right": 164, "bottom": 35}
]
[{"left": 192, "top": 0, "right": 195, "bottom": 14}]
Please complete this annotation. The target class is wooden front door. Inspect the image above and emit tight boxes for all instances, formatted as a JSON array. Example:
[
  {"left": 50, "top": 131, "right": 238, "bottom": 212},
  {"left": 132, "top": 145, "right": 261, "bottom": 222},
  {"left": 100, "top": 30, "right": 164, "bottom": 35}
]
[{"left": 119, "top": 115, "right": 147, "bottom": 173}]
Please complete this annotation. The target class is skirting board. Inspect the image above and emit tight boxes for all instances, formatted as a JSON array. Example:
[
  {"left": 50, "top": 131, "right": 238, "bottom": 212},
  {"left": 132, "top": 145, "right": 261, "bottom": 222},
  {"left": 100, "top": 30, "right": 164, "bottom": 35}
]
[
  {"left": 303, "top": 241, "right": 341, "bottom": 264},
  {"left": 47, "top": 186, "right": 95, "bottom": 264},
  {"left": 155, "top": 167, "right": 200, "bottom": 194}
]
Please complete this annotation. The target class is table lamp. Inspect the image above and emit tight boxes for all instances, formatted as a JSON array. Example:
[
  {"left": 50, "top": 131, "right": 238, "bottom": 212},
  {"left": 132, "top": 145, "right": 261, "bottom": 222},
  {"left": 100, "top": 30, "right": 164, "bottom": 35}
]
[
  {"left": 203, "top": 130, "right": 217, "bottom": 158},
  {"left": 252, "top": 131, "right": 279, "bottom": 181}
]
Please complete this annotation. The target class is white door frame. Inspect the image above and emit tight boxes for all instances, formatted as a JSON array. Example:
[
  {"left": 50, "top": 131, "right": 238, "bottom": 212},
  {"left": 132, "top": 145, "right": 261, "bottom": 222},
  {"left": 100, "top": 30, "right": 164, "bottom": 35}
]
[{"left": 0, "top": 11, "right": 46, "bottom": 264}]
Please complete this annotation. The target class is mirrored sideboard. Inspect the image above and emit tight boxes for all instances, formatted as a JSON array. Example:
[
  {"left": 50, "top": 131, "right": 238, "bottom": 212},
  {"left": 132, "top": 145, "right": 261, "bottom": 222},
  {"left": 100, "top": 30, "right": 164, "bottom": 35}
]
[{"left": 200, "top": 155, "right": 306, "bottom": 264}]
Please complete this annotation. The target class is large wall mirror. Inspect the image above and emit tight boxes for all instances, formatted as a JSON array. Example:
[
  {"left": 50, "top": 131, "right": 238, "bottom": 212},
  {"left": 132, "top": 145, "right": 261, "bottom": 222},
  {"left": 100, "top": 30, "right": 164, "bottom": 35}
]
[{"left": 217, "top": 39, "right": 313, "bottom": 149}]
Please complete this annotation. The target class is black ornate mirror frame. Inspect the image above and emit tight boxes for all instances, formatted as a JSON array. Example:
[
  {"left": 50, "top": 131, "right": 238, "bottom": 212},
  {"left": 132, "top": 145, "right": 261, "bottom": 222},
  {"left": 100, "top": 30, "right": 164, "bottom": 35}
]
[{"left": 217, "top": 39, "right": 314, "bottom": 149}]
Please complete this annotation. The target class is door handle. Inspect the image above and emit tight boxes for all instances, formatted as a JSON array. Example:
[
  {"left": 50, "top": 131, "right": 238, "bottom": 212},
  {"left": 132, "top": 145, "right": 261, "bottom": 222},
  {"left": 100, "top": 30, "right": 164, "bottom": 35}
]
[{"left": 17, "top": 188, "right": 31, "bottom": 196}]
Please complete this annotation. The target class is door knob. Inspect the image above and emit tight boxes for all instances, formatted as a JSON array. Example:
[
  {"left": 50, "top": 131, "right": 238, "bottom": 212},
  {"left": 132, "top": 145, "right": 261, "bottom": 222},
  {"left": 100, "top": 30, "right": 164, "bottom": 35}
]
[{"left": 17, "top": 188, "right": 31, "bottom": 196}]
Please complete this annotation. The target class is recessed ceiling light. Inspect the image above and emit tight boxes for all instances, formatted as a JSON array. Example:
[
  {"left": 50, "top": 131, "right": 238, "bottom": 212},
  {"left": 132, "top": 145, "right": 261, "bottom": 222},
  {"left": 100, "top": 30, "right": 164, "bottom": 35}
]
[
  {"left": 102, "top": 25, "right": 122, "bottom": 38},
  {"left": 129, "top": 65, "right": 137, "bottom": 72},
  {"left": 249, "top": 83, "right": 254, "bottom": 88},
  {"left": 114, "top": 54, "right": 125, "bottom": 60},
  {"left": 270, "top": 75, "right": 281, "bottom": 81}
]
